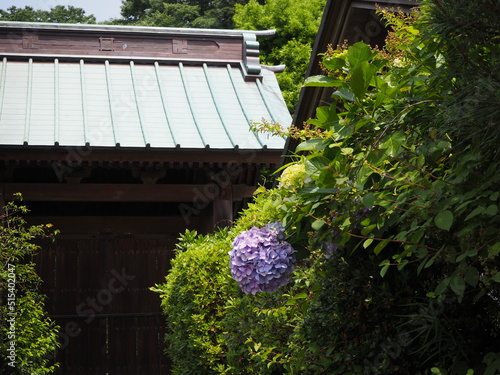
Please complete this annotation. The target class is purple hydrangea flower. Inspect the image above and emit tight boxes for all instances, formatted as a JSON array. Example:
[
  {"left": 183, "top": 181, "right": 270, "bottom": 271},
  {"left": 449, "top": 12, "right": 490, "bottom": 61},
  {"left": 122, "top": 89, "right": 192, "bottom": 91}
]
[{"left": 229, "top": 222, "right": 295, "bottom": 295}]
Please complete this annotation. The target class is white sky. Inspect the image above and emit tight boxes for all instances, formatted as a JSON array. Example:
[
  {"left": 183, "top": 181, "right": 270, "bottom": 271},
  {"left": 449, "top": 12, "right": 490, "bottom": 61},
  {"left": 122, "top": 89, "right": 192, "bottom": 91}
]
[{"left": 2, "top": 0, "right": 124, "bottom": 22}]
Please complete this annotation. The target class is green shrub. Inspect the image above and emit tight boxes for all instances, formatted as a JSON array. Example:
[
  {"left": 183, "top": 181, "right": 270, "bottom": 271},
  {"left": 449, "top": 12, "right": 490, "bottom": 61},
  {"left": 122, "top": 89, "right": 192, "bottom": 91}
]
[
  {"left": 152, "top": 229, "right": 234, "bottom": 374},
  {"left": 0, "top": 196, "right": 60, "bottom": 374}
]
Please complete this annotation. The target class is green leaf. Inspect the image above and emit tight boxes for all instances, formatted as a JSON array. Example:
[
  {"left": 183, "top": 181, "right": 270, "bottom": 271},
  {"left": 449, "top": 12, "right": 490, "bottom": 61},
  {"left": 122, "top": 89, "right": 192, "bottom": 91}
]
[
  {"left": 366, "top": 149, "right": 387, "bottom": 167},
  {"left": 380, "top": 262, "right": 390, "bottom": 277},
  {"left": 357, "top": 164, "right": 375, "bottom": 185},
  {"left": 347, "top": 42, "right": 374, "bottom": 67},
  {"left": 316, "top": 104, "right": 338, "bottom": 125},
  {"left": 417, "top": 256, "right": 427, "bottom": 275},
  {"left": 363, "top": 193, "right": 376, "bottom": 208},
  {"left": 305, "top": 156, "right": 328, "bottom": 177},
  {"left": 465, "top": 206, "right": 484, "bottom": 221},
  {"left": 361, "top": 224, "right": 376, "bottom": 236},
  {"left": 374, "top": 238, "right": 391, "bottom": 255},
  {"left": 449, "top": 275, "right": 466, "bottom": 297},
  {"left": 410, "top": 230, "right": 425, "bottom": 245},
  {"left": 484, "top": 357, "right": 500, "bottom": 375},
  {"left": 464, "top": 267, "right": 479, "bottom": 287},
  {"left": 332, "top": 87, "right": 356, "bottom": 102},
  {"left": 351, "top": 61, "right": 378, "bottom": 100},
  {"left": 491, "top": 272, "right": 500, "bottom": 283},
  {"left": 363, "top": 238, "right": 373, "bottom": 248},
  {"left": 456, "top": 249, "right": 478, "bottom": 263},
  {"left": 322, "top": 56, "right": 345, "bottom": 71},
  {"left": 424, "top": 249, "right": 441, "bottom": 268},
  {"left": 485, "top": 204, "right": 498, "bottom": 216},
  {"left": 296, "top": 139, "right": 326, "bottom": 152},
  {"left": 304, "top": 75, "right": 342, "bottom": 87},
  {"left": 293, "top": 292, "right": 308, "bottom": 299},
  {"left": 340, "top": 217, "right": 351, "bottom": 230},
  {"left": 312, "top": 219, "right": 325, "bottom": 230},
  {"left": 435, "top": 277, "right": 450, "bottom": 295},
  {"left": 490, "top": 242, "right": 500, "bottom": 257},
  {"left": 473, "top": 289, "right": 486, "bottom": 303},
  {"left": 434, "top": 210, "right": 454, "bottom": 231},
  {"left": 380, "top": 130, "right": 406, "bottom": 157}
]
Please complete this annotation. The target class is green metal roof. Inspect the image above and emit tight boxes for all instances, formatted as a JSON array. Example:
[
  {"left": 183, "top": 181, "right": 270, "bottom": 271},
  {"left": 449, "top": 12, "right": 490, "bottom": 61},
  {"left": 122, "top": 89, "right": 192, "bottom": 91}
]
[{"left": 0, "top": 23, "right": 291, "bottom": 150}]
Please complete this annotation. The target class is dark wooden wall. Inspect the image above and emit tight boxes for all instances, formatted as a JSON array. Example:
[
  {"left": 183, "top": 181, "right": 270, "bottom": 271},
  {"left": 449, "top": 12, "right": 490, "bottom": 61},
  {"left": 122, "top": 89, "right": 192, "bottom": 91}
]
[{"left": 35, "top": 232, "right": 177, "bottom": 374}]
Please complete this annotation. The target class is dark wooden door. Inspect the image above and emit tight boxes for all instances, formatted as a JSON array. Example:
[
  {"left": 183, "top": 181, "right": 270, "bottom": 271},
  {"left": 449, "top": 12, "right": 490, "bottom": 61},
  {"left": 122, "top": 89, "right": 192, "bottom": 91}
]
[{"left": 35, "top": 233, "right": 175, "bottom": 374}]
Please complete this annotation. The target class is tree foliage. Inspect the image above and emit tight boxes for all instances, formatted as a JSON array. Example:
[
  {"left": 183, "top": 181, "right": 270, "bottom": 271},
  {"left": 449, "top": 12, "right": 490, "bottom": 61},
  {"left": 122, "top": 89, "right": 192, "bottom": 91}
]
[
  {"left": 0, "top": 195, "right": 60, "bottom": 374},
  {"left": 117, "top": 0, "right": 325, "bottom": 111},
  {"left": 119, "top": 0, "right": 248, "bottom": 28},
  {"left": 234, "top": 0, "right": 326, "bottom": 111},
  {"left": 0, "top": 5, "right": 96, "bottom": 24}
]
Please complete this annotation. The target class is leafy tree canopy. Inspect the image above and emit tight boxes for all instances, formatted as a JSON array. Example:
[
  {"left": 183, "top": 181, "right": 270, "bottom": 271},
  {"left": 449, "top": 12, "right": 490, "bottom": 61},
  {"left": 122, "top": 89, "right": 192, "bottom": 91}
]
[
  {"left": 234, "top": 0, "right": 326, "bottom": 111},
  {"left": 119, "top": 0, "right": 248, "bottom": 28},
  {"left": 0, "top": 5, "right": 96, "bottom": 24}
]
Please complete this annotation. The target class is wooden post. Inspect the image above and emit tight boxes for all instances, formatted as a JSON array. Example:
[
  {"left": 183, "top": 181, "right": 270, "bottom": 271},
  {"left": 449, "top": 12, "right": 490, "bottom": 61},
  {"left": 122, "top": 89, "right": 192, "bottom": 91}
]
[{"left": 212, "top": 182, "right": 233, "bottom": 229}]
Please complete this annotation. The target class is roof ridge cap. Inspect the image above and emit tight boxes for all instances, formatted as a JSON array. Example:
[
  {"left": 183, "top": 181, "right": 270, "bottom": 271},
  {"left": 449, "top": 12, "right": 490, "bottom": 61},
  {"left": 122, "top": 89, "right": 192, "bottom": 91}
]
[{"left": 0, "top": 21, "right": 276, "bottom": 38}]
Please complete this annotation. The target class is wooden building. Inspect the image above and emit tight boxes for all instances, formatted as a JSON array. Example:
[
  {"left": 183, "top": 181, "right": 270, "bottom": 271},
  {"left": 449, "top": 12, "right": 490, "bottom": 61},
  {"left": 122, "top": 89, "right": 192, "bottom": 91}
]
[{"left": 0, "top": 22, "right": 291, "bottom": 374}]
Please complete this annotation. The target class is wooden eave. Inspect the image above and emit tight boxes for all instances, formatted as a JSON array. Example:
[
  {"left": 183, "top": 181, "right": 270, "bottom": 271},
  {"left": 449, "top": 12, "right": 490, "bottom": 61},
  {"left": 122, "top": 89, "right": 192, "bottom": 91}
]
[{"left": 0, "top": 146, "right": 282, "bottom": 167}]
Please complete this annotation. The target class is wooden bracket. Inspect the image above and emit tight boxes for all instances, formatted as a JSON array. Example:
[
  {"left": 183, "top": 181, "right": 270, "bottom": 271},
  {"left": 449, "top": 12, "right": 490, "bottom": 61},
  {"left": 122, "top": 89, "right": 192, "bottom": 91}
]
[
  {"left": 64, "top": 168, "right": 91, "bottom": 184},
  {"left": 131, "top": 167, "right": 166, "bottom": 184}
]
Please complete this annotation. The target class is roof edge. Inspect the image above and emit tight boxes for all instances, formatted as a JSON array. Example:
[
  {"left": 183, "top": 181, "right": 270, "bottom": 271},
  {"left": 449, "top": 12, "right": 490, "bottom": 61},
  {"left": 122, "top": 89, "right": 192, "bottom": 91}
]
[{"left": 0, "top": 21, "right": 276, "bottom": 38}]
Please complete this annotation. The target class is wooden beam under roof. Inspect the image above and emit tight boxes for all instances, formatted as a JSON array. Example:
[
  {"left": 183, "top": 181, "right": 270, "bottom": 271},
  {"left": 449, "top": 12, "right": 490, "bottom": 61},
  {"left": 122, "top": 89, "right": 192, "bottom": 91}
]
[
  {"left": 0, "top": 147, "right": 282, "bottom": 165},
  {"left": 3, "top": 183, "right": 256, "bottom": 202}
]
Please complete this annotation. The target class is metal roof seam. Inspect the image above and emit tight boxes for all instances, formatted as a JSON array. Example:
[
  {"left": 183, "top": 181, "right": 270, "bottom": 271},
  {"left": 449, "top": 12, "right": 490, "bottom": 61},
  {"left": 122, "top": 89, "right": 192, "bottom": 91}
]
[
  {"left": 202, "top": 63, "right": 236, "bottom": 148},
  {"left": 225, "top": 64, "right": 264, "bottom": 148},
  {"left": 178, "top": 62, "right": 206, "bottom": 147},
  {"left": 54, "top": 59, "right": 60, "bottom": 146},
  {"left": 129, "top": 61, "right": 149, "bottom": 147},
  {"left": 79, "top": 59, "right": 89, "bottom": 147},
  {"left": 24, "top": 58, "right": 33, "bottom": 146},
  {"left": 256, "top": 78, "right": 278, "bottom": 124},
  {"left": 0, "top": 58, "right": 7, "bottom": 131},
  {"left": 154, "top": 62, "right": 178, "bottom": 148},
  {"left": 104, "top": 60, "right": 119, "bottom": 147}
]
